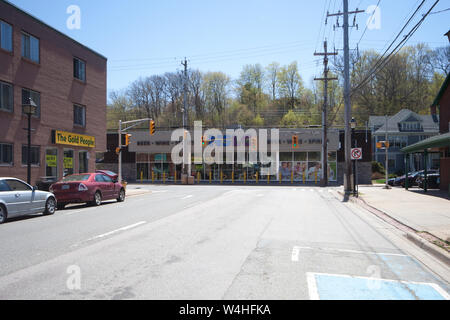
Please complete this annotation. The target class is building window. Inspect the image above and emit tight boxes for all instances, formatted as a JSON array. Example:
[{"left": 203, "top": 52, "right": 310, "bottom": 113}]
[
  {"left": 21, "top": 32, "right": 39, "bottom": 63},
  {"left": 45, "top": 149, "right": 58, "bottom": 179},
  {"left": 0, "top": 20, "right": 13, "bottom": 52},
  {"left": 74, "top": 104, "right": 86, "bottom": 127},
  {"left": 0, "top": 143, "right": 13, "bottom": 165},
  {"left": 64, "top": 149, "right": 74, "bottom": 176},
  {"left": 22, "top": 88, "right": 41, "bottom": 118},
  {"left": 79, "top": 151, "right": 88, "bottom": 173},
  {"left": 0, "top": 81, "right": 13, "bottom": 112},
  {"left": 73, "top": 57, "right": 86, "bottom": 82},
  {"left": 22, "top": 145, "right": 40, "bottom": 166}
]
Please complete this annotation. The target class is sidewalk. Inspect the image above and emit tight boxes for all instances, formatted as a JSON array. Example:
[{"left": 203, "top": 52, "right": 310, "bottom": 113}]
[{"left": 354, "top": 185, "right": 450, "bottom": 243}]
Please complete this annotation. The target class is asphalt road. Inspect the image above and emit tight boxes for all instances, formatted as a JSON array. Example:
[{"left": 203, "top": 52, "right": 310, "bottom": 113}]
[{"left": 0, "top": 185, "right": 449, "bottom": 300}]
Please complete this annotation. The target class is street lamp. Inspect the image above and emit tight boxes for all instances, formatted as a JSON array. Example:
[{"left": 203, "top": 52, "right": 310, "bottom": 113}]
[
  {"left": 350, "top": 118, "right": 357, "bottom": 197},
  {"left": 22, "top": 98, "right": 37, "bottom": 185}
]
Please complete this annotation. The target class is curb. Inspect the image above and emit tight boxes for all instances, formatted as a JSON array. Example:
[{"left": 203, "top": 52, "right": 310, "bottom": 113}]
[
  {"left": 405, "top": 233, "right": 450, "bottom": 266},
  {"left": 333, "top": 190, "right": 450, "bottom": 267}
]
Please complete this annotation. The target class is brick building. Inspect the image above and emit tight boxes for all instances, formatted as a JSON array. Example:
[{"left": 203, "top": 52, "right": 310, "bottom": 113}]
[{"left": 0, "top": 0, "right": 107, "bottom": 185}]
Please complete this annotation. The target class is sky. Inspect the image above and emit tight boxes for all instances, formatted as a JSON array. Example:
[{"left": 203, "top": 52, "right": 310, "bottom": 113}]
[{"left": 6, "top": 0, "right": 450, "bottom": 98}]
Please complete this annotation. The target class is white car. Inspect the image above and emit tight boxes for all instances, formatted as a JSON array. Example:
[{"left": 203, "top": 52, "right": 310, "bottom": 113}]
[{"left": 0, "top": 178, "right": 57, "bottom": 224}]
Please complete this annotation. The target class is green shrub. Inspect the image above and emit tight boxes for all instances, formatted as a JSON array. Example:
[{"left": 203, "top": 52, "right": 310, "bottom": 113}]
[{"left": 372, "top": 161, "right": 385, "bottom": 174}]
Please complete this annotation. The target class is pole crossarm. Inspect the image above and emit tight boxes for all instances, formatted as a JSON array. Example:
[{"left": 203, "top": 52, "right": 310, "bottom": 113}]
[
  {"left": 327, "top": 9, "right": 365, "bottom": 17},
  {"left": 314, "top": 77, "right": 339, "bottom": 81}
]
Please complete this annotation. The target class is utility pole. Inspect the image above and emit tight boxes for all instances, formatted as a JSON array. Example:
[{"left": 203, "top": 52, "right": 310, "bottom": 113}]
[
  {"left": 327, "top": 1, "right": 364, "bottom": 194},
  {"left": 314, "top": 40, "right": 338, "bottom": 187},
  {"left": 385, "top": 115, "right": 389, "bottom": 189},
  {"left": 181, "top": 58, "right": 190, "bottom": 176}
]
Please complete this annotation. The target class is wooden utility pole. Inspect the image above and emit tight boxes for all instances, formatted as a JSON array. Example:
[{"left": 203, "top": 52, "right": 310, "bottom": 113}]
[
  {"left": 314, "top": 40, "right": 338, "bottom": 187},
  {"left": 327, "top": 1, "right": 364, "bottom": 193}
]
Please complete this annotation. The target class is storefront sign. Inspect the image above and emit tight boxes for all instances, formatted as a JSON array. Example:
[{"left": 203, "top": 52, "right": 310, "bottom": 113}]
[
  {"left": 46, "top": 155, "right": 57, "bottom": 167},
  {"left": 52, "top": 130, "right": 96, "bottom": 148}
]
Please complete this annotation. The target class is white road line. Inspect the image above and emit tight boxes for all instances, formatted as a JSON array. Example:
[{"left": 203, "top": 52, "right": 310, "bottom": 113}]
[
  {"left": 294, "top": 246, "right": 409, "bottom": 257},
  {"left": 306, "top": 273, "right": 320, "bottom": 300},
  {"left": 181, "top": 195, "right": 193, "bottom": 200},
  {"left": 85, "top": 221, "right": 147, "bottom": 242},
  {"left": 152, "top": 190, "right": 169, "bottom": 194}
]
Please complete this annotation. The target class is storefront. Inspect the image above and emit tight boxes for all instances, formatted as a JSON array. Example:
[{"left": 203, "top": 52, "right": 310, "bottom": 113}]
[
  {"left": 48, "top": 130, "right": 96, "bottom": 179},
  {"left": 129, "top": 128, "right": 340, "bottom": 183}
]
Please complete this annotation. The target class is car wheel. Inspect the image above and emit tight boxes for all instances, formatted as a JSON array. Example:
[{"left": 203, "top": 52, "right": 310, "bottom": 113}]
[
  {"left": 44, "top": 197, "right": 56, "bottom": 215},
  {"left": 0, "top": 205, "right": 7, "bottom": 224},
  {"left": 91, "top": 191, "right": 102, "bottom": 206},
  {"left": 117, "top": 188, "right": 125, "bottom": 202}
]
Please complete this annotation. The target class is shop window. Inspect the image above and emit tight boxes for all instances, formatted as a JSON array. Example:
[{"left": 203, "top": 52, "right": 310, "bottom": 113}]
[
  {"left": 0, "top": 81, "right": 13, "bottom": 112},
  {"left": 79, "top": 151, "right": 88, "bottom": 173},
  {"left": 64, "top": 150, "right": 74, "bottom": 176},
  {"left": 22, "top": 145, "right": 40, "bottom": 166},
  {"left": 45, "top": 149, "right": 58, "bottom": 178},
  {"left": 0, "top": 143, "right": 13, "bottom": 165}
]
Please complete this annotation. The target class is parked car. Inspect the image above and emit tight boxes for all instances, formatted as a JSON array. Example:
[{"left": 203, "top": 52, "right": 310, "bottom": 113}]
[
  {"left": 417, "top": 173, "right": 440, "bottom": 189},
  {"left": 50, "top": 172, "right": 126, "bottom": 210},
  {"left": 394, "top": 170, "right": 438, "bottom": 187},
  {"left": 0, "top": 177, "right": 57, "bottom": 224},
  {"left": 36, "top": 176, "right": 58, "bottom": 191}
]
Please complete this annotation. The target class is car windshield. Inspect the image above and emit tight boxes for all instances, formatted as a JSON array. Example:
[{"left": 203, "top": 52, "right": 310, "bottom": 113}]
[{"left": 61, "top": 174, "right": 91, "bottom": 182}]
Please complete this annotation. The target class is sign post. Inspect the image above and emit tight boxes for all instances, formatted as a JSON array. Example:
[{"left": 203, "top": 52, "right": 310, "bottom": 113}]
[{"left": 351, "top": 148, "right": 362, "bottom": 197}]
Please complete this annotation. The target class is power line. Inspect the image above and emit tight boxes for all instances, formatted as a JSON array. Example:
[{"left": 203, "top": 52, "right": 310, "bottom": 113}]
[{"left": 351, "top": 0, "right": 440, "bottom": 95}]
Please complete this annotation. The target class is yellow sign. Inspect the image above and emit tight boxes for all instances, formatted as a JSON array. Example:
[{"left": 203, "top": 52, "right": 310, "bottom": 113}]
[
  {"left": 46, "top": 155, "right": 57, "bottom": 167},
  {"left": 54, "top": 130, "right": 95, "bottom": 148},
  {"left": 64, "top": 157, "right": 73, "bottom": 169}
]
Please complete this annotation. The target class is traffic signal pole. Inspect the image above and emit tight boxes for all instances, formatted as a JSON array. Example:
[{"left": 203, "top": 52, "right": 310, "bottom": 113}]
[{"left": 118, "top": 118, "right": 153, "bottom": 184}]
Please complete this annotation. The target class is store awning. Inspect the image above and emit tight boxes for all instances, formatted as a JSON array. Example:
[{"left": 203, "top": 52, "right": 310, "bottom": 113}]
[{"left": 402, "top": 132, "right": 450, "bottom": 153}]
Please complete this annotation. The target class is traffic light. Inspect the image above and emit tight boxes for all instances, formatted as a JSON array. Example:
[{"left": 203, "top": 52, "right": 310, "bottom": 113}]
[
  {"left": 115, "top": 147, "right": 121, "bottom": 155},
  {"left": 250, "top": 137, "right": 258, "bottom": 152},
  {"left": 292, "top": 135, "right": 299, "bottom": 149},
  {"left": 376, "top": 141, "right": 390, "bottom": 149},
  {"left": 150, "top": 120, "right": 156, "bottom": 136},
  {"left": 125, "top": 134, "right": 132, "bottom": 147}
]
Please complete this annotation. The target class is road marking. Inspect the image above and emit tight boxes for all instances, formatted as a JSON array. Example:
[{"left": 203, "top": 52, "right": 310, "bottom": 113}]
[
  {"left": 306, "top": 272, "right": 450, "bottom": 300},
  {"left": 181, "top": 195, "right": 193, "bottom": 200},
  {"left": 307, "top": 273, "right": 320, "bottom": 300},
  {"left": 152, "top": 190, "right": 169, "bottom": 194},
  {"left": 85, "top": 221, "right": 147, "bottom": 242},
  {"left": 292, "top": 246, "right": 409, "bottom": 257}
]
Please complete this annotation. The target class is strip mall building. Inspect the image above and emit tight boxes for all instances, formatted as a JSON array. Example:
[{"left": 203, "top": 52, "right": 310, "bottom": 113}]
[
  {"left": 0, "top": 0, "right": 107, "bottom": 184},
  {"left": 98, "top": 128, "right": 373, "bottom": 185}
]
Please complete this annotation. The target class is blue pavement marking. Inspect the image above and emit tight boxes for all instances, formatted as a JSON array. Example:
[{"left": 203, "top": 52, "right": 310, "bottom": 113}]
[{"left": 307, "top": 273, "right": 449, "bottom": 300}]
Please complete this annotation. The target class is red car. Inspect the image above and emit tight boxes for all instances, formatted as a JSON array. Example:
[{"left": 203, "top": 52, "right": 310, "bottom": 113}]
[{"left": 50, "top": 172, "right": 126, "bottom": 210}]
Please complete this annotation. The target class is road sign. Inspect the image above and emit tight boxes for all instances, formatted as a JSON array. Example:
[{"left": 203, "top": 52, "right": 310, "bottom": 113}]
[
  {"left": 376, "top": 141, "right": 390, "bottom": 149},
  {"left": 351, "top": 148, "right": 363, "bottom": 160}
]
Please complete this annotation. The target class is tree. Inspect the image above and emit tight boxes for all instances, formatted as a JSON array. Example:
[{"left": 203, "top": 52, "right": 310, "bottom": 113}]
[
  {"left": 266, "top": 62, "right": 280, "bottom": 101},
  {"left": 278, "top": 62, "right": 304, "bottom": 110},
  {"left": 202, "top": 72, "right": 230, "bottom": 127}
]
